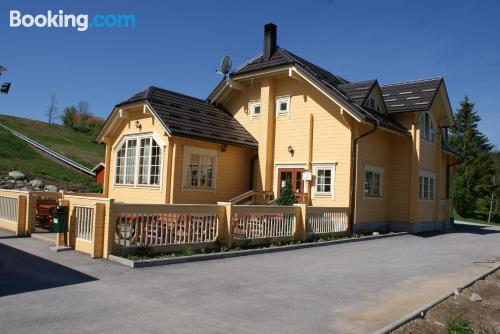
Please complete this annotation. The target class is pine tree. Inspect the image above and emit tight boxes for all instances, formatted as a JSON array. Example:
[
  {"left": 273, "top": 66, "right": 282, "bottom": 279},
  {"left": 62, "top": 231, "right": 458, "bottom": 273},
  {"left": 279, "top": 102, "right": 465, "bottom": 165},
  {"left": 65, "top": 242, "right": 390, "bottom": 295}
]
[
  {"left": 276, "top": 181, "right": 297, "bottom": 205},
  {"left": 449, "top": 96, "right": 494, "bottom": 216}
]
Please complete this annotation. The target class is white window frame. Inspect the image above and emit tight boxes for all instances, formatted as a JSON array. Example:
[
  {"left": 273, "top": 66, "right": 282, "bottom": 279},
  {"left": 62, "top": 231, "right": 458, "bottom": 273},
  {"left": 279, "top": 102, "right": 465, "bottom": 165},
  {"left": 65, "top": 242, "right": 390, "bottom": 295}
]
[
  {"left": 249, "top": 100, "right": 261, "bottom": 119},
  {"left": 419, "top": 111, "right": 436, "bottom": 143},
  {"left": 181, "top": 145, "right": 217, "bottom": 193},
  {"left": 363, "top": 164, "right": 384, "bottom": 198},
  {"left": 275, "top": 96, "right": 290, "bottom": 117},
  {"left": 312, "top": 164, "right": 336, "bottom": 199},
  {"left": 113, "top": 132, "right": 164, "bottom": 188},
  {"left": 419, "top": 171, "right": 436, "bottom": 201}
]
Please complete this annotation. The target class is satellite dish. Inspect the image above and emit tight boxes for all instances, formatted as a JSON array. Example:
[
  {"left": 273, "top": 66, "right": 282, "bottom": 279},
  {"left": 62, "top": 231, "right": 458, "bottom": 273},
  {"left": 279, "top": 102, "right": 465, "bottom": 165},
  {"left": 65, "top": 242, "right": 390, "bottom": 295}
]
[{"left": 218, "top": 56, "right": 232, "bottom": 76}]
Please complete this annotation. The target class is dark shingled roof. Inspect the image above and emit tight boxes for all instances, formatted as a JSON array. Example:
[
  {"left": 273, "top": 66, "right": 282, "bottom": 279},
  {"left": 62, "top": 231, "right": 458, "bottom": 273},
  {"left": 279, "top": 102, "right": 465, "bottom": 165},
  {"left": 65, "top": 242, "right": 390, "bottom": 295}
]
[
  {"left": 337, "top": 80, "right": 377, "bottom": 106},
  {"left": 117, "top": 86, "right": 258, "bottom": 149},
  {"left": 380, "top": 78, "right": 443, "bottom": 113}
]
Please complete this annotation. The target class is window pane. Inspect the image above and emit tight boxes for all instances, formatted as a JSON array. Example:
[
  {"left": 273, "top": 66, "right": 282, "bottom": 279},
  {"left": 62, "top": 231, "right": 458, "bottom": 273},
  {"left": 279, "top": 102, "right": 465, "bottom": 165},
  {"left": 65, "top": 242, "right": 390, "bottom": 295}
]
[
  {"left": 423, "top": 176, "right": 429, "bottom": 199},
  {"left": 280, "top": 102, "right": 287, "bottom": 111},
  {"left": 419, "top": 176, "right": 423, "bottom": 199},
  {"left": 125, "top": 139, "right": 137, "bottom": 184},
  {"left": 254, "top": 105, "right": 260, "bottom": 115},
  {"left": 429, "top": 177, "right": 434, "bottom": 200},
  {"left": 138, "top": 138, "right": 151, "bottom": 185}
]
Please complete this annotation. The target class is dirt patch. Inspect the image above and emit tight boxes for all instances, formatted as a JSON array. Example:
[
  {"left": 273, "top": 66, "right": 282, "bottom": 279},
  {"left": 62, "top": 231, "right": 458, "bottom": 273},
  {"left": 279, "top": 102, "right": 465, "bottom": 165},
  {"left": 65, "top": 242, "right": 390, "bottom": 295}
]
[{"left": 392, "top": 268, "right": 500, "bottom": 334}]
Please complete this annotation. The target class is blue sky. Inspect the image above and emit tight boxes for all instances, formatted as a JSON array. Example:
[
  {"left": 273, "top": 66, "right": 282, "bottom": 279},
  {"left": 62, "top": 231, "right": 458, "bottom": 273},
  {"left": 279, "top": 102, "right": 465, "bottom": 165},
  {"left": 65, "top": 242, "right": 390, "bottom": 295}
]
[{"left": 0, "top": 0, "right": 499, "bottom": 148}]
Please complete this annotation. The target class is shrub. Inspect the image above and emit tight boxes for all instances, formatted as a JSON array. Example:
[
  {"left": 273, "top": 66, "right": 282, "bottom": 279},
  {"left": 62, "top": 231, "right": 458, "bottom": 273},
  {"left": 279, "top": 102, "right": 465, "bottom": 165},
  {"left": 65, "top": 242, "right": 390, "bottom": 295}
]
[
  {"left": 446, "top": 319, "right": 473, "bottom": 334},
  {"left": 276, "top": 181, "right": 297, "bottom": 205}
]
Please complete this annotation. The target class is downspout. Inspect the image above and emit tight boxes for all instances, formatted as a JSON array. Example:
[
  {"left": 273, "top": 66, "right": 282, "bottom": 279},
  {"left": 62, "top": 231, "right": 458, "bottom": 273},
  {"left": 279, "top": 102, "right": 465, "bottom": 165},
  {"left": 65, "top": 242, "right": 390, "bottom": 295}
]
[{"left": 348, "top": 115, "right": 379, "bottom": 236}]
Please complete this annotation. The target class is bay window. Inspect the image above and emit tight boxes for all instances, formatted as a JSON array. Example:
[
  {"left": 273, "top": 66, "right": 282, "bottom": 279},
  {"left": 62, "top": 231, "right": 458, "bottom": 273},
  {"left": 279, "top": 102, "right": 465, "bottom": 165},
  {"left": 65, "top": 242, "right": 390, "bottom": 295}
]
[{"left": 114, "top": 134, "right": 162, "bottom": 186}]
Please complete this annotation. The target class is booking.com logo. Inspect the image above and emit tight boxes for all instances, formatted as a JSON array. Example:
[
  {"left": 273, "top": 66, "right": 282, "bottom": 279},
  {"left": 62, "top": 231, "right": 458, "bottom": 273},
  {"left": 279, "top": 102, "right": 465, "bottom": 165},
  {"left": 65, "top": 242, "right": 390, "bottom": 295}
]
[{"left": 9, "top": 10, "right": 136, "bottom": 32}]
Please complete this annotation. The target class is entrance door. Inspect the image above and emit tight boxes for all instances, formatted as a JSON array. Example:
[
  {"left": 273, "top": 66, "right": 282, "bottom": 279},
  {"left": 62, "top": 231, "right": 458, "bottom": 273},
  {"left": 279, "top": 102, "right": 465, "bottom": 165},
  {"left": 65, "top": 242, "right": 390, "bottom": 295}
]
[{"left": 277, "top": 168, "right": 306, "bottom": 203}]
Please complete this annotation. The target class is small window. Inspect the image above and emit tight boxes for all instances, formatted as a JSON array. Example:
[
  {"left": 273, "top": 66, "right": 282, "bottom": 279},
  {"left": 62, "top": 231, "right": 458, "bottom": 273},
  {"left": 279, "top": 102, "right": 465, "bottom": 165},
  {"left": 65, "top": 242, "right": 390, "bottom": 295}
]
[
  {"left": 312, "top": 164, "right": 335, "bottom": 198},
  {"left": 183, "top": 146, "right": 217, "bottom": 191},
  {"left": 419, "top": 172, "right": 435, "bottom": 200},
  {"left": 275, "top": 96, "right": 290, "bottom": 117},
  {"left": 364, "top": 165, "right": 383, "bottom": 197},
  {"left": 419, "top": 112, "right": 436, "bottom": 142},
  {"left": 249, "top": 100, "right": 260, "bottom": 119}
]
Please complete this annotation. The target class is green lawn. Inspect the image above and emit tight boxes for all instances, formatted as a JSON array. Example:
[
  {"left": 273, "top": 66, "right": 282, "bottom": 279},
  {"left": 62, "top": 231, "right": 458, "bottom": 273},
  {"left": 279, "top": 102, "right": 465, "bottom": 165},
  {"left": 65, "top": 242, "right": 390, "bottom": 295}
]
[
  {"left": 453, "top": 209, "right": 500, "bottom": 227},
  {"left": 0, "top": 126, "right": 100, "bottom": 192},
  {"left": 0, "top": 114, "right": 104, "bottom": 168}
]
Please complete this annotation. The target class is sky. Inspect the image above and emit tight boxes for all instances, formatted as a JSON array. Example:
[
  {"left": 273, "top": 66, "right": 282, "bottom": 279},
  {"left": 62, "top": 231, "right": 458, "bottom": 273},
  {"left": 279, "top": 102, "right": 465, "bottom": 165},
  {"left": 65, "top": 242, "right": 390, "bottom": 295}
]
[{"left": 0, "top": 0, "right": 499, "bottom": 148}]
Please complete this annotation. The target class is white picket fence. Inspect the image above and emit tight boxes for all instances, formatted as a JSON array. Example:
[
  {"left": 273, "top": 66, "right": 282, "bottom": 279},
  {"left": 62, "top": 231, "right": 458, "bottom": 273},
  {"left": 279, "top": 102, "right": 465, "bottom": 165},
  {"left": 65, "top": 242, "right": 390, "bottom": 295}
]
[
  {"left": 306, "top": 207, "right": 348, "bottom": 234},
  {"left": 114, "top": 205, "right": 221, "bottom": 247},
  {"left": 232, "top": 205, "right": 297, "bottom": 240},
  {"left": 0, "top": 196, "right": 18, "bottom": 224},
  {"left": 75, "top": 206, "right": 94, "bottom": 241}
]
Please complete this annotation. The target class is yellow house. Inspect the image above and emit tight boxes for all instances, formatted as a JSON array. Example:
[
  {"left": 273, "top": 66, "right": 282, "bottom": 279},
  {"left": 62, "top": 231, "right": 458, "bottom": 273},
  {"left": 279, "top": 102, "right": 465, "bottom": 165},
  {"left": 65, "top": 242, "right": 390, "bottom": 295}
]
[{"left": 95, "top": 23, "right": 460, "bottom": 233}]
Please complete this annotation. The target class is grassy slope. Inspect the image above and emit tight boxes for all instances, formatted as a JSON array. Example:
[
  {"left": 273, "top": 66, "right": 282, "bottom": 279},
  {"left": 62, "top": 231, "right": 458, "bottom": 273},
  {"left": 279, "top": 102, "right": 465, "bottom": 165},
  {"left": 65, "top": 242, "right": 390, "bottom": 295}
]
[
  {"left": 0, "top": 114, "right": 104, "bottom": 168},
  {"left": 0, "top": 126, "right": 99, "bottom": 192},
  {"left": 453, "top": 209, "right": 500, "bottom": 227}
]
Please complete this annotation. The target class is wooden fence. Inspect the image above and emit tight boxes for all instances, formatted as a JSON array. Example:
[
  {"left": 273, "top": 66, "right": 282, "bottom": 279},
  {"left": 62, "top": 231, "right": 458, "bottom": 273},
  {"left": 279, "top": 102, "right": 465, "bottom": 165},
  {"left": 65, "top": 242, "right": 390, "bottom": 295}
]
[
  {"left": 113, "top": 204, "right": 222, "bottom": 251},
  {"left": 0, "top": 190, "right": 350, "bottom": 258},
  {"left": 306, "top": 207, "right": 349, "bottom": 235}
]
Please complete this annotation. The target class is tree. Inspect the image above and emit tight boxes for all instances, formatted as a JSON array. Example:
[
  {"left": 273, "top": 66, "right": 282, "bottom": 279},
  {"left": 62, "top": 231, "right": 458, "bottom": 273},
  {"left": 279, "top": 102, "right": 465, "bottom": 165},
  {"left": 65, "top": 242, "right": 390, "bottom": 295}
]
[
  {"left": 45, "top": 94, "right": 58, "bottom": 124},
  {"left": 60, "top": 106, "right": 78, "bottom": 127},
  {"left": 449, "top": 96, "right": 495, "bottom": 217},
  {"left": 77, "top": 100, "right": 91, "bottom": 120},
  {"left": 276, "top": 181, "right": 297, "bottom": 205}
]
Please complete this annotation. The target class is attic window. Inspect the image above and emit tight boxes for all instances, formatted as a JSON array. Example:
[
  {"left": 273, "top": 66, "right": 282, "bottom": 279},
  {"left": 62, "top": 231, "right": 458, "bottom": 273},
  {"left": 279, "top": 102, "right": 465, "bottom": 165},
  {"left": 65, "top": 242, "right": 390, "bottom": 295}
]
[
  {"left": 275, "top": 96, "right": 290, "bottom": 117},
  {"left": 366, "top": 97, "right": 381, "bottom": 112},
  {"left": 249, "top": 100, "right": 261, "bottom": 119}
]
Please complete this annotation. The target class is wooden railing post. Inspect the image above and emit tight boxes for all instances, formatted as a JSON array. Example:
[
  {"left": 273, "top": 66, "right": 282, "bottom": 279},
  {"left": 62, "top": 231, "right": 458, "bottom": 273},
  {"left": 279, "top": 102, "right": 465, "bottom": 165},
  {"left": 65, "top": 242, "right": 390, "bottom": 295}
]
[
  {"left": 293, "top": 204, "right": 307, "bottom": 241},
  {"left": 103, "top": 199, "right": 116, "bottom": 258},
  {"left": 92, "top": 203, "right": 105, "bottom": 259},
  {"left": 217, "top": 202, "right": 233, "bottom": 249},
  {"left": 17, "top": 195, "right": 27, "bottom": 236}
]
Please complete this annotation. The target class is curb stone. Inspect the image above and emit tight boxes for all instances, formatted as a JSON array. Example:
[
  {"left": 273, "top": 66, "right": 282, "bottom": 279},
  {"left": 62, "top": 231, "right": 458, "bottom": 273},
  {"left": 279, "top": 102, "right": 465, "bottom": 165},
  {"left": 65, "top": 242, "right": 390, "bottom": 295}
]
[{"left": 108, "top": 232, "right": 408, "bottom": 268}]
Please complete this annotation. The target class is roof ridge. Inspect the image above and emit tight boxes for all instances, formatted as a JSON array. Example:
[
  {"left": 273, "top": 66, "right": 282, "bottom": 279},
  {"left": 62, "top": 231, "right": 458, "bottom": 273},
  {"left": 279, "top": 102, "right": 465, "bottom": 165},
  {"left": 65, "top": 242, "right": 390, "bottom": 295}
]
[
  {"left": 148, "top": 86, "right": 208, "bottom": 103},
  {"left": 381, "top": 76, "right": 443, "bottom": 87},
  {"left": 339, "top": 79, "right": 377, "bottom": 86}
]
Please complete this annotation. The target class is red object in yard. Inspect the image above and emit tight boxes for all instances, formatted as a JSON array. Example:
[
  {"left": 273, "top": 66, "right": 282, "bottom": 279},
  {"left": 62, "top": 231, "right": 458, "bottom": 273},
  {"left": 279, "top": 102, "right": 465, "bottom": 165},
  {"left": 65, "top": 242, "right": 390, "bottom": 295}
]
[{"left": 92, "top": 162, "right": 105, "bottom": 185}]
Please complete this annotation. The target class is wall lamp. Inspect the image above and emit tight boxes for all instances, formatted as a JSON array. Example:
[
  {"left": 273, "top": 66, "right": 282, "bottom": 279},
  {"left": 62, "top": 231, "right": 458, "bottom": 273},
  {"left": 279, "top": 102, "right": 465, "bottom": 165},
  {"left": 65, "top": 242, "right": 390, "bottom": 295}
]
[
  {"left": 135, "top": 120, "right": 142, "bottom": 130},
  {"left": 288, "top": 145, "right": 294, "bottom": 156}
]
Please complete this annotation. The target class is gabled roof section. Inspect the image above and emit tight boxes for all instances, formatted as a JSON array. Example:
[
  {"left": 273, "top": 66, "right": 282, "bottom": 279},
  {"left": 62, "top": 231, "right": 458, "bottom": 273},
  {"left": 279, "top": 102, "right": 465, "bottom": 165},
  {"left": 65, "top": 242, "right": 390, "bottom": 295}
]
[
  {"left": 105, "top": 87, "right": 258, "bottom": 149},
  {"left": 337, "top": 80, "right": 377, "bottom": 106},
  {"left": 380, "top": 77, "right": 443, "bottom": 113}
]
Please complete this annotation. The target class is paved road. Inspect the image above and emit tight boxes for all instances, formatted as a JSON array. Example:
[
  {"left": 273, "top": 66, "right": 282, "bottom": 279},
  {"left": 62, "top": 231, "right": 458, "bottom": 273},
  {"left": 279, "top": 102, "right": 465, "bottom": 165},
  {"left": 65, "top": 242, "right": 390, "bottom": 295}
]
[{"left": 1, "top": 223, "right": 500, "bottom": 334}]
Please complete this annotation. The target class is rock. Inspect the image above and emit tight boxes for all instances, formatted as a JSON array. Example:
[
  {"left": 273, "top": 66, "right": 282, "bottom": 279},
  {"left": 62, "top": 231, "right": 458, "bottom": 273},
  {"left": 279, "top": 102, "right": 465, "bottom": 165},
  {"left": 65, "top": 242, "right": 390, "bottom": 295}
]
[
  {"left": 469, "top": 293, "right": 482, "bottom": 302},
  {"left": 8, "top": 171, "right": 25, "bottom": 180},
  {"left": 30, "top": 179, "right": 44, "bottom": 188},
  {"left": 373, "top": 232, "right": 380, "bottom": 236},
  {"left": 44, "top": 185, "right": 58, "bottom": 192},
  {"left": 453, "top": 289, "right": 460, "bottom": 296}
]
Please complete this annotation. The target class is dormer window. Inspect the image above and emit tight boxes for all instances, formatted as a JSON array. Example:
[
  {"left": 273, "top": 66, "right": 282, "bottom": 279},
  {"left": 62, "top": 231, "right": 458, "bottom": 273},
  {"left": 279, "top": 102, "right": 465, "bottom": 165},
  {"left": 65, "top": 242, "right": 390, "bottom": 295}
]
[
  {"left": 419, "top": 112, "right": 436, "bottom": 142},
  {"left": 366, "top": 97, "right": 381, "bottom": 112},
  {"left": 249, "top": 100, "right": 260, "bottom": 119}
]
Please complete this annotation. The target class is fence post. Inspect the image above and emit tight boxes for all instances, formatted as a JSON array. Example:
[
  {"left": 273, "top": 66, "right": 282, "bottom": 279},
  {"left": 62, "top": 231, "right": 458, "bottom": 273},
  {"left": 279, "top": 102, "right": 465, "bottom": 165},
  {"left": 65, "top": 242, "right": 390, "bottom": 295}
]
[
  {"left": 92, "top": 203, "right": 105, "bottom": 259},
  {"left": 217, "top": 202, "right": 233, "bottom": 249},
  {"left": 102, "top": 199, "right": 115, "bottom": 258},
  {"left": 17, "top": 195, "right": 27, "bottom": 236},
  {"left": 24, "top": 193, "right": 37, "bottom": 235},
  {"left": 293, "top": 203, "right": 307, "bottom": 241}
]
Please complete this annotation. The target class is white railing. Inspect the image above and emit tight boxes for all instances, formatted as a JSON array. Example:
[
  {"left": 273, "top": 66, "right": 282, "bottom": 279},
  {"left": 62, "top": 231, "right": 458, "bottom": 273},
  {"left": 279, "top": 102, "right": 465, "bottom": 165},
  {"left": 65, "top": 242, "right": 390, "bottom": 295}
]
[
  {"left": 232, "top": 205, "right": 297, "bottom": 240},
  {"left": 307, "top": 207, "right": 348, "bottom": 234},
  {"left": 75, "top": 206, "right": 94, "bottom": 241},
  {"left": 114, "top": 205, "right": 220, "bottom": 247},
  {"left": 0, "top": 196, "right": 18, "bottom": 224}
]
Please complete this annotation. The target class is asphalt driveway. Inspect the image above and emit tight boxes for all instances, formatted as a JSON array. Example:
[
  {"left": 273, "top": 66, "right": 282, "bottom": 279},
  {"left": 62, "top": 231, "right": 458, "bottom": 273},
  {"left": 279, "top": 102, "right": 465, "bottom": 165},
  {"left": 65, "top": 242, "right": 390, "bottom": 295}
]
[{"left": 1, "top": 222, "right": 500, "bottom": 334}]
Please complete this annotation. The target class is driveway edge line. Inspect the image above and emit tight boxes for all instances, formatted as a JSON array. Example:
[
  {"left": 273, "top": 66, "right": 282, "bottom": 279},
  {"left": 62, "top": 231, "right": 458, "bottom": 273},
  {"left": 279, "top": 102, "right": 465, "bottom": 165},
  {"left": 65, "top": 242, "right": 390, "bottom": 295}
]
[
  {"left": 373, "top": 262, "right": 500, "bottom": 334},
  {"left": 108, "top": 232, "right": 408, "bottom": 268}
]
